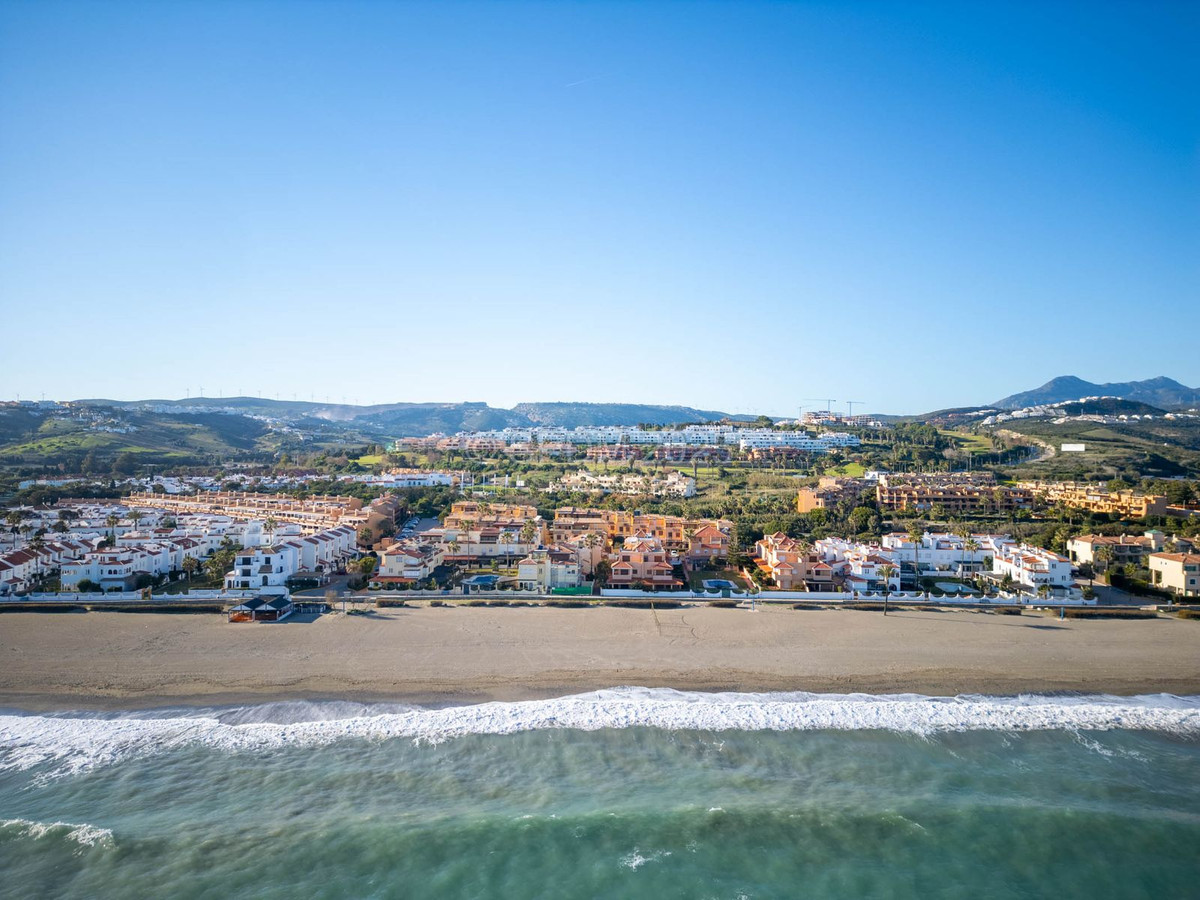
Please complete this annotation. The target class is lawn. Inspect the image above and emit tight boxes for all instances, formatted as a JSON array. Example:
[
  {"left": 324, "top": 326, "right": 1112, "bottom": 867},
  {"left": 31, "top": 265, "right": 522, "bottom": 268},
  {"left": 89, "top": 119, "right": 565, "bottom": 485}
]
[
  {"left": 828, "top": 462, "right": 866, "bottom": 477},
  {"left": 687, "top": 567, "right": 751, "bottom": 592}
]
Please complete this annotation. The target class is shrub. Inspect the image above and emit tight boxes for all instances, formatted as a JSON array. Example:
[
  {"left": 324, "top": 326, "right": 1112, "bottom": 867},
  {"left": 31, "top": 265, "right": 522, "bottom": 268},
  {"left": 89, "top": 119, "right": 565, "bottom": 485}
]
[
  {"left": 1174, "top": 608, "right": 1200, "bottom": 619},
  {"left": 992, "top": 607, "right": 1023, "bottom": 616},
  {"left": 1062, "top": 607, "right": 1157, "bottom": 619},
  {"left": 430, "top": 600, "right": 448, "bottom": 607},
  {"left": 792, "top": 603, "right": 824, "bottom": 610},
  {"left": 603, "top": 599, "right": 683, "bottom": 609},
  {"left": 375, "top": 599, "right": 410, "bottom": 608},
  {"left": 545, "top": 600, "right": 590, "bottom": 608},
  {"left": 707, "top": 600, "right": 739, "bottom": 608},
  {"left": 467, "top": 599, "right": 489, "bottom": 607}
]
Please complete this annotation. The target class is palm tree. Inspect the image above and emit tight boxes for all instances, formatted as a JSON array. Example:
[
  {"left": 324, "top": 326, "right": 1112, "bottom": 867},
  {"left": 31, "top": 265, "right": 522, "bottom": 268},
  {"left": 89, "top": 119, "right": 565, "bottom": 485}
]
[
  {"left": 1036, "top": 583, "right": 1051, "bottom": 602},
  {"left": 29, "top": 532, "right": 45, "bottom": 583},
  {"left": 907, "top": 522, "right": 924, "bottom": 588},
  {"left": 264, "top": 516, "right": 278, "bottom": 542},
  {"left": 181, "top": 556, "right": 200, "bottom": 581},
  {"left": 963, "top": 537, "right": 980, "bottom": 579},
  {"left": 129, "top": 509, "right": 144, "bottom": 531},
  {"left": 519, "top": 520, "right": 537, "bottom": 548},
  {"left": 499, "top": 529, "right": 517, "bottom": 564},
  {"left": 1093, "top": 545, "right": 1114, "bottom": 584},
  {"left": 879, "top": 564, "right": 897, "bottom": 616},
  {"left": 104, "top": 514, "right": 119, "bottom": 539}
]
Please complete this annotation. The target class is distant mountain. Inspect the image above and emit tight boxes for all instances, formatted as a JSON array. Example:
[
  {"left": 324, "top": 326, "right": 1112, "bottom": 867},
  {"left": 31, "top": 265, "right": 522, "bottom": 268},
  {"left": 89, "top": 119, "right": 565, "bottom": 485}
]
[
  {"left": 994, "top": 376, "right": 1200, "bottom": 410},
  {"left": 71, "top": 397, "right": 741, "bottom": 436},
  {"left": 512, "top": 402, "right": 736, "bottom": 427}
]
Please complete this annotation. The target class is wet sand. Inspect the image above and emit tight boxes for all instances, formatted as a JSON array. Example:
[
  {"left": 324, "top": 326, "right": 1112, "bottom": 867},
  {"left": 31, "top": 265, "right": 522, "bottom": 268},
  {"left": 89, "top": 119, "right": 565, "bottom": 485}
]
[{"left": 1, "top": 606, "right": 1197, "bottom": 710}]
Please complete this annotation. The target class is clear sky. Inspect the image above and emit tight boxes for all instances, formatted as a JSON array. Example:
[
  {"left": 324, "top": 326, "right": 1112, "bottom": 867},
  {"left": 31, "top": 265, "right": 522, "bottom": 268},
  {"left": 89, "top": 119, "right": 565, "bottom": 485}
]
[{"left": 1, "top": 0, "right": 1196, "bottom": 416}]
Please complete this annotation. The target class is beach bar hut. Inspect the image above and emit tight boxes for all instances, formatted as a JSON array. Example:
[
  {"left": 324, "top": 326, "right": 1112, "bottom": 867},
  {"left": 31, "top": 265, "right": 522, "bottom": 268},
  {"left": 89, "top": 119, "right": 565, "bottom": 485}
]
[
  {"left": 228, "top": 598, "right": 264, "bottom": 622},
  {"left": 228, "top": 595, "right": 294, "bottom": 622},
  {"left": 256, "top": 595, "right": 294, "bottom": 622}
]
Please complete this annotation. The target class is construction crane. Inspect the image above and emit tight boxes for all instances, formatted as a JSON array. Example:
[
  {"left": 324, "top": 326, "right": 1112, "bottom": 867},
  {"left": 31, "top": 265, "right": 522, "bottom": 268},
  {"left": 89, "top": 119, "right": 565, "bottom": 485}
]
[
  {"left": 803, "top": 398, "right": 837, "bottom": 413},
  {"left": 845, "top": 400, "right": 866, "bottom": 417}
]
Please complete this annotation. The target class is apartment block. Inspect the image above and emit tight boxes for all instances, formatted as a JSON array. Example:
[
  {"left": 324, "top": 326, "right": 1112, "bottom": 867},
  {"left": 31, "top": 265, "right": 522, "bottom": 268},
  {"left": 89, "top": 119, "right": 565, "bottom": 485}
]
[
  {"left": 1148, "top": 552, "right": 1200, "bottom": 597},
  {"left": 796, "top": 477, "right": 866, "bottom": 513},
  {"left": 608, "top": 535, "right": 680, "bottom": 589},
  {"left": 1018, "top": 481, "right": 1170, "bottom": 518},
  {"left": 991, "top": 544, "right": 1074, "bottom": 591},
  {"left": 876, "top": 474, "right": 1033, "bottom": 514}
]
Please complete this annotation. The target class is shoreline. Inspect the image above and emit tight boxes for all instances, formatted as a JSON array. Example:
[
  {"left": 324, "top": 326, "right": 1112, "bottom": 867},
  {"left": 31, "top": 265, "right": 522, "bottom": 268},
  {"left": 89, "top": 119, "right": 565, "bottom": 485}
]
[{"left": 2, "top": 607, "right": 1198, "bottom": 712}]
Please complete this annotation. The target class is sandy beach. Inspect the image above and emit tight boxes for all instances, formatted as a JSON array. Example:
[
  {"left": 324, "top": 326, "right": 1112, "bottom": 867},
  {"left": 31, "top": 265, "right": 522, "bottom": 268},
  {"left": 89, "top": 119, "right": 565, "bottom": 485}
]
[{"left": 0, "top": 606, "right": 1197, "bottom": 710}]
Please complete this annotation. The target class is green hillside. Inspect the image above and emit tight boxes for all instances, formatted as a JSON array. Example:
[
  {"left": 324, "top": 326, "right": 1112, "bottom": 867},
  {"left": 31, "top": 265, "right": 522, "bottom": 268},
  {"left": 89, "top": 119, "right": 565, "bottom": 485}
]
[
  {"left": 993, "top": 417, "right": 1200, "bottom": 480},
  {"left": 0, "top": 409, "right": 282, "bottom": 469}
]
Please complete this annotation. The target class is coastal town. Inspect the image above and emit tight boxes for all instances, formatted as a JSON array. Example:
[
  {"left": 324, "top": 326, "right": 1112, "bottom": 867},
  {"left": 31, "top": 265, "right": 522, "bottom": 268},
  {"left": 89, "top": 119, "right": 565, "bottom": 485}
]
[{"left": 3, "top": 436, "right": 1198, "bottom": 620}]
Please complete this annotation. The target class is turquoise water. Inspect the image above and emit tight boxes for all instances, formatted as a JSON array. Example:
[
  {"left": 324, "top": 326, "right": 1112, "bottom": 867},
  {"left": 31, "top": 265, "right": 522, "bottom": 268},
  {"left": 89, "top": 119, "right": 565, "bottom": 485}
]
[{"left": 2, "top": 691, "right": 1199, "bottom": 899}]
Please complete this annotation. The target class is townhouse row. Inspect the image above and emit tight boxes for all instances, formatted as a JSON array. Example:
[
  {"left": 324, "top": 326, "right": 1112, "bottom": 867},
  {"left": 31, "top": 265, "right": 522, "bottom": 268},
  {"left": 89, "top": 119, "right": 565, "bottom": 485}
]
[
  {"left": 754, "top": 530, "right": 1073, "bottom": 593},
  {"left": 223, "top": 527, "right": 358, "bottom": 591}
]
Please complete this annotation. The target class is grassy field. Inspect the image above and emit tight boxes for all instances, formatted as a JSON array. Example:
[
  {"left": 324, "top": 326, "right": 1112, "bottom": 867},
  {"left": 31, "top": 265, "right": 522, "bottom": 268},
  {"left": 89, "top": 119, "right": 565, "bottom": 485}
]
[
  {"left": 990, "top": 417, "right": 1200, "bottom": 480},
  {"left": 827, "top": 462, "right": 866, "bottom": 477}
]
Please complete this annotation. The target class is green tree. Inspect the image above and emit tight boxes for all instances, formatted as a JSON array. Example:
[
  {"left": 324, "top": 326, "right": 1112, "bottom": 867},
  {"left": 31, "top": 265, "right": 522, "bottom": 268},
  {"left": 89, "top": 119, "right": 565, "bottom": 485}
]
[
  {"left": 111, "top": 452, "right": 137, "bottom": 477},
  {"left": 205, "top": 547, "right": 238, "bottom": 583},
  {"left": 181, "top": 556, "right": 200, "bottom": 581},
  {"left": 879, "top": 563, "right": 897, "bottom": 616},
  {"left": 907, "top": 522, "right": 924, "bottom": 584}
]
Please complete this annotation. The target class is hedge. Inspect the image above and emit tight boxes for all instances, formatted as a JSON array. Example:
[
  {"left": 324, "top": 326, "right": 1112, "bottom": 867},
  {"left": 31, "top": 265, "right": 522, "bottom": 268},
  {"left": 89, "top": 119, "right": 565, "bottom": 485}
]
[
  {"left": 1061, "top": 607, "right": 1158, "bottom": 619},
  {"left": 602, "top": 599, "right": 684, "bottom": 609}
]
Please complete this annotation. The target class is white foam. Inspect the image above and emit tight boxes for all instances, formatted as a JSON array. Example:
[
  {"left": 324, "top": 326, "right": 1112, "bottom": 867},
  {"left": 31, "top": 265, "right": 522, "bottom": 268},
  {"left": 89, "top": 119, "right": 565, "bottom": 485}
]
[
  {"left": 620, "top": 847, "right": 672, "bottom": 870},
  {"left": 0, "top": 818, "right": 114, "bottom": 849},
  {"left": 1, "top": 688, "right": 1197, "bottom": 778}
]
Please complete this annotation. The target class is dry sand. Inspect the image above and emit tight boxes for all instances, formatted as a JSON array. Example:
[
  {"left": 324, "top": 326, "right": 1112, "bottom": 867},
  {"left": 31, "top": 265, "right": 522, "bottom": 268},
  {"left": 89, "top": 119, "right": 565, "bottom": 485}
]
[{"left": 1, "top": 606, "right": 1197, "bottom": 710}]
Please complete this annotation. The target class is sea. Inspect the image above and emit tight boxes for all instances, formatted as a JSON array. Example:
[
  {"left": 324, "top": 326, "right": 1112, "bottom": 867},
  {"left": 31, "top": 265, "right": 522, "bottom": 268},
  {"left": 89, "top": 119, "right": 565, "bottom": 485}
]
[{"left": 1, "top": 688, "right": 1198, "bottom": 899}]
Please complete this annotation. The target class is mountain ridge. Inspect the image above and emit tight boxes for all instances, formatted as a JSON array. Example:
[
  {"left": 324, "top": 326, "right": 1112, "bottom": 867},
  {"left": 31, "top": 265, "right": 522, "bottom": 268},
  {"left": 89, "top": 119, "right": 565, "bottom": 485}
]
[
  {"left": 69, "top": 398, "right": 746, "bottom": 435},
  {"left": 994, "top": 376, "right": 1200, "bottom": 410}
]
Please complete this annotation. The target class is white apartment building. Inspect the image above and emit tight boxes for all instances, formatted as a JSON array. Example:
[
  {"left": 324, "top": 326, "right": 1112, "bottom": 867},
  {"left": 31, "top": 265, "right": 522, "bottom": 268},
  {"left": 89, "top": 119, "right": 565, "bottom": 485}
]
[
  {"left": 880, "top": 532, "right": 1013, "bottom": 574},
  {"left": 991, "top": 545, "right": 1074, "bottom": 592},
  {"left": 375, "top": 541, "right": 445, "bottom": 582},
  {"left": 225, "top": 545, "right": 299, "bottom": 591},
  {"left": 343, "top": 471, "right": 457, "bottom": 488},
  {"left": 435, "top": 425, "right": 860, "bottom": 452},
  {"left": 516, "top": 548, "right": 583, "bottom": 592}
]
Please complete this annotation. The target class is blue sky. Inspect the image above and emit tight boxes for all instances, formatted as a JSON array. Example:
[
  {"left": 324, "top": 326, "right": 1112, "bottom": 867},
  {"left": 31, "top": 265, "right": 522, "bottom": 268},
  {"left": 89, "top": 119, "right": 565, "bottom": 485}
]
[{"left": 1, "top": 0, "right": 1196, "bottom": 416}]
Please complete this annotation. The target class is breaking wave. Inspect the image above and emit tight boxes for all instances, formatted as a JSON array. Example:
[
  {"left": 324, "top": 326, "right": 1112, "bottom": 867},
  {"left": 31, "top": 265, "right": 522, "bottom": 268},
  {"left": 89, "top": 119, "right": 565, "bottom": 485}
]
[
  {"left": 0, "top": 818, "right": 114, "bottom": 849},
  {"left": 1, "top": 688, "right": 1197, "bottom": 778}
]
